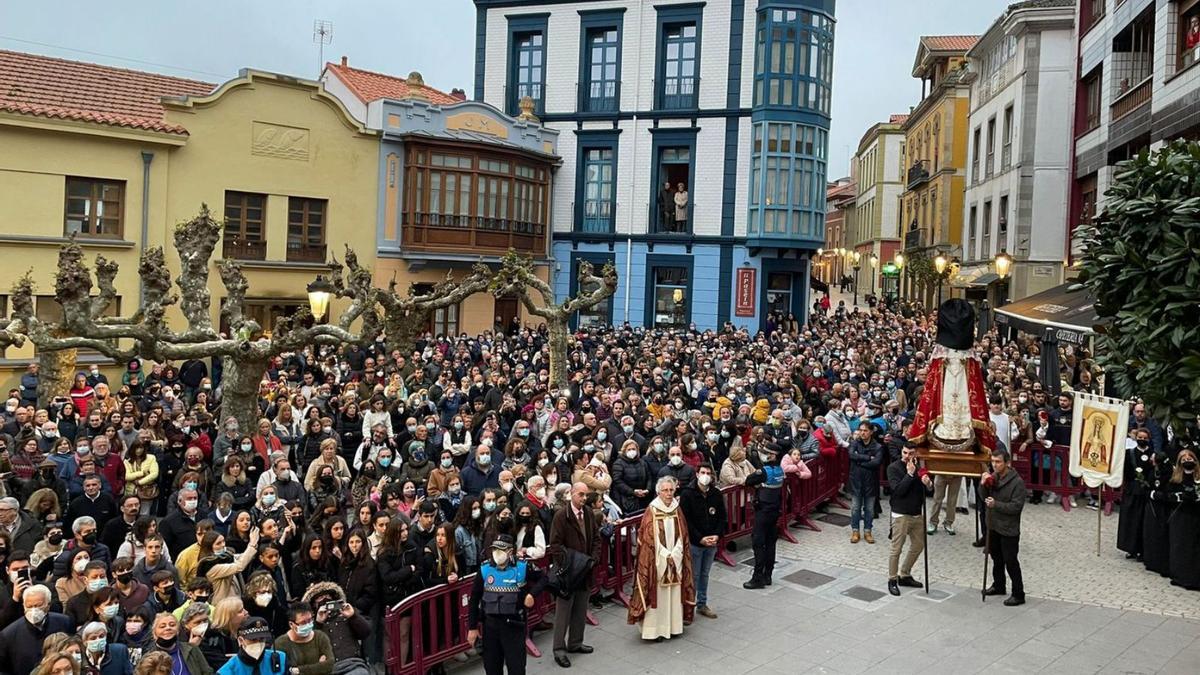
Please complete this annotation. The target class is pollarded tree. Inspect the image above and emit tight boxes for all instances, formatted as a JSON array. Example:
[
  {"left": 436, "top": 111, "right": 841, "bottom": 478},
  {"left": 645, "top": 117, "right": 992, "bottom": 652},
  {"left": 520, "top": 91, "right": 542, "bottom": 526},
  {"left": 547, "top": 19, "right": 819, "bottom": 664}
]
[
  {"left": 0, "top": 205, "right": 469, "bottom": 433},
  {"left": 372, "top": 266, "right": 492, "bottom": 357},
  {"left": 493, "top": 250, "right": 617, "bottom": 390},
  {"left": 1077, "top": 140, "right": 1200, "bottom": 432}
]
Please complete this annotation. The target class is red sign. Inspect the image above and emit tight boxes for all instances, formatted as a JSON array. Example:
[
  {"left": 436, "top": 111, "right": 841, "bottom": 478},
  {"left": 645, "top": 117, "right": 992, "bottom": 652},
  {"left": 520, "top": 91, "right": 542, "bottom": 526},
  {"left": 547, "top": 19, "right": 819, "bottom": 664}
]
[{"left": 735, "top": 268, "right": 756, "bottom": 317}]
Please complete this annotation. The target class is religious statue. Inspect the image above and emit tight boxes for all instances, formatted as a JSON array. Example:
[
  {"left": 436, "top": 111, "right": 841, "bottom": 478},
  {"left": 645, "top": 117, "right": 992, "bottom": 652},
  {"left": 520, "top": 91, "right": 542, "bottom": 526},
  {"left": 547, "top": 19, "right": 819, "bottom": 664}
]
[
  {"left": 907, "top": 299, "right": 996, "bottom": 455},
  {"left": 627, "top": 475, "right": 695, "bottom": 640}
]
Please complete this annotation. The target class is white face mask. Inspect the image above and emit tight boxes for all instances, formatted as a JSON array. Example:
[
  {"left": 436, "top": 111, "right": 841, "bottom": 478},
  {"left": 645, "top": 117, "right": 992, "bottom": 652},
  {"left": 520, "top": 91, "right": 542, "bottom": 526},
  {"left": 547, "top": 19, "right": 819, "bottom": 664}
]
[
  {"left": 669, "top": 455, "right": 682, "bottom": 466},
  {"left": 25, "top": 607, "right": 47, "bottom": 625},
  {"left": 255, "top": 592, "right": 273, "bottom": 607},
  {"left": 698, "top": 474, "right": 713, "bottom": 487},
  {"left": 625, "top": 450, "right": 638, "bottom": 460},
  {"left": 184, "top": 499, "right": 198, "bottom": 511},
  {"left": 74, "top": 558, "right": 90, "bottom": 573},
  {"left": 242, "top": 641, "right": 266, "bottom": 659},
  {"left": 193, "top": 622, "right": 209, "bottom": 636},
  {"left": 492, "top": 550, "right": 509, "bottom": 566}
]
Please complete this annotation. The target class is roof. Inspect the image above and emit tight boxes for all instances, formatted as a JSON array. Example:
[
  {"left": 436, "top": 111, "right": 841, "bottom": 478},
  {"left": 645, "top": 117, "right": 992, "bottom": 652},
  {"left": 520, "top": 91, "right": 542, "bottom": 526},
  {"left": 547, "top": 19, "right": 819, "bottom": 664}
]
[
  {"left": 0, "top": 49, "right": 214, "bottom": 135},
  {"left": 889, "top": 114, "right": 910, "bottom": 125},
  {"left": 919, "top": 35, "right": 980, "bottom": 52},
  {"left": 324, "top": 60, "right": 459, "bottom": 106}
]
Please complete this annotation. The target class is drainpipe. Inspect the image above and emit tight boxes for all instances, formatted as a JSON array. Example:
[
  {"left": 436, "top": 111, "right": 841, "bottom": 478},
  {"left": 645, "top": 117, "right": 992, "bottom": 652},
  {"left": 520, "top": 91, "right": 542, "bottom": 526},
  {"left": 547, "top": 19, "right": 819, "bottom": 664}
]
[
  {"left": 139, "top": 151, "right": 154, "bottom": 306},
  {"left": 623, "top": 0, "right": 646, "bottom": 324}
]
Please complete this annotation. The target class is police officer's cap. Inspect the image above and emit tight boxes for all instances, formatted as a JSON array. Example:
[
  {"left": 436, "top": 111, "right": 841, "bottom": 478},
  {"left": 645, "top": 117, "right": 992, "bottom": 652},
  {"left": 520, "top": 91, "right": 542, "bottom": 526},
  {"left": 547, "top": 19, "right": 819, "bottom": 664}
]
[{"left": 492, "top": 534, "right": 515, "bottom": 551}]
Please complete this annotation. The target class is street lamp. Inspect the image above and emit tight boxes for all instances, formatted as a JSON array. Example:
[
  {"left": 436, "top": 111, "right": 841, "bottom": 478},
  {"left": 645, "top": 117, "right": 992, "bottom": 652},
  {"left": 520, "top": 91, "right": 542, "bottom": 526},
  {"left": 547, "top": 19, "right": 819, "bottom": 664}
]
[
  {"left": 933, "top": 252, "right": 948, "bottom": 307},
  {"left": 995, "top": 248, "right": 1013, "bottom": 307},
  {"left": 869, "top": 253, "right": 879, "bottom": 295},
  {"left": 306, "top": 275, "right": 334, "bottom": 322},
  {"left": 894, "top": 252, "right": 906, "bottom": 303}
]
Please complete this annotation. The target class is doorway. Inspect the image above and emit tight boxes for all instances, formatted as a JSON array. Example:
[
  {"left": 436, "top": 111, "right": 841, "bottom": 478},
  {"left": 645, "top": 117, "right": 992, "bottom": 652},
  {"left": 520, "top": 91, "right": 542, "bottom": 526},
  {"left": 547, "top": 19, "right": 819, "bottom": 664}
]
[
  {"left": 494, "top": 295, "right": 520, "bottom": 333},
  {"left": 656, "top": 147, "right": 691, "bottom": 233}
]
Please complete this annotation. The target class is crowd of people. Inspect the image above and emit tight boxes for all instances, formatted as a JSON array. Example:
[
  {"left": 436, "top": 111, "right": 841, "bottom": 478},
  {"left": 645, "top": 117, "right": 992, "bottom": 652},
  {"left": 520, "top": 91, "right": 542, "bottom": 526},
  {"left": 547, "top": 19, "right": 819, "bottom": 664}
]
[{"left": 0, "top": 295, "right": 1195, "bottom": 675}]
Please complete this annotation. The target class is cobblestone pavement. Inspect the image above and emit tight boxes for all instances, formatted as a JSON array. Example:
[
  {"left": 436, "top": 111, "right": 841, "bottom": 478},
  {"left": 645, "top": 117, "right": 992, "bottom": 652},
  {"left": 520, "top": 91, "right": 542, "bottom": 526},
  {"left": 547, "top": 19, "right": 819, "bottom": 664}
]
[
  {"left": 453, "top": 551, "right": 1200, "bottom": 675},
  {"left": 774, "top": 495, "right": 1199, "bottom": 620}
]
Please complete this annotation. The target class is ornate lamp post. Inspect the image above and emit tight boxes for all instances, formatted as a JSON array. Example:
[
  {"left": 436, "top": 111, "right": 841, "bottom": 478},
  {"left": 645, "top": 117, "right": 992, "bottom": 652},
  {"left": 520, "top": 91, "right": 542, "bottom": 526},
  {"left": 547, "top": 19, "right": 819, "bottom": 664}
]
[
  {"left": 869, "top": 253, "right": 879, "bottom": 295},
  {"left": 306, "top": 275, "right": 334, "bottom": 322},
  {"left": 894, "top": 252, "right": 906, "bottom": 301},
  {"left": 933, "top": 252, "right": 948, "bottom": 307},
  {"left": 994, "top": 248, "right": 1013, "bottom": 307},
  {"left": 852, "top": 251, "right": 862, "bottom": 306}
]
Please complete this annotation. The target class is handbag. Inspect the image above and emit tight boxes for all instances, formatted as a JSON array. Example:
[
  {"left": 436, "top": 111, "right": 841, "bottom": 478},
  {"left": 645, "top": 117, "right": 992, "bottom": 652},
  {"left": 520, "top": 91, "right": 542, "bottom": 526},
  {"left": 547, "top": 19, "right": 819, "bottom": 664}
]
[{"left": 135, "top": 481, "right": 159, "bottom": 501}]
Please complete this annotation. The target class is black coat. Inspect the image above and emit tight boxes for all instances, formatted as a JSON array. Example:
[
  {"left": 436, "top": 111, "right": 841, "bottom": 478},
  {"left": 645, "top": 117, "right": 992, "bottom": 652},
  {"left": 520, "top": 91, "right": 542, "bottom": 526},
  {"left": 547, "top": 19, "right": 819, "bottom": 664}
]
[
  {"left": 1167, "top": 475, "right": 1199, "bottom": 589},
  {"left": 610, "top": 457, "right": 652, "bottom": 514},
  {"left": 63, "top": 493, "right": 119, "bottom": 536},
  {"left": 848, "top": 439, "right": 884, "bottom": 497},
  {"left": 0, "top": 612, "right": 76, "bottom": 675},
  {"left": 376, "top": 544, "right": 423, "bottom": 607},
  {"left": 337, "top": 555, "right": 378, "bottom": 616}
]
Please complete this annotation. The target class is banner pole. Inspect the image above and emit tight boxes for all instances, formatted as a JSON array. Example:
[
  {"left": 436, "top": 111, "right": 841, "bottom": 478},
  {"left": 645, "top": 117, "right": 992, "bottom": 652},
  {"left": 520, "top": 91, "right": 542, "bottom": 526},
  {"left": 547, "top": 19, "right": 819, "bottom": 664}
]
[
  {"left": 1097, "top": 485, "right": 1102, "bottom": 557},
  {"left": 922, "top": 494, "right": 930, "bottom": 595}
]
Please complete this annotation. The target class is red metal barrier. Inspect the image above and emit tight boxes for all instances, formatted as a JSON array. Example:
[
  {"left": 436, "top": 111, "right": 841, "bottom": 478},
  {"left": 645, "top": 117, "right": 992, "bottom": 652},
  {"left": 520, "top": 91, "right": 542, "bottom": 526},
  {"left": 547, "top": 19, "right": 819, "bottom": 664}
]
[
  {"left": 385, "top": 576, "right": 475, "bottom": 675},
  {"left": 1021, "top": 443, "right": 1081, "bottom": 511},
  {"left": 715, "top": 484, "right": 754, "bottom": 567}
]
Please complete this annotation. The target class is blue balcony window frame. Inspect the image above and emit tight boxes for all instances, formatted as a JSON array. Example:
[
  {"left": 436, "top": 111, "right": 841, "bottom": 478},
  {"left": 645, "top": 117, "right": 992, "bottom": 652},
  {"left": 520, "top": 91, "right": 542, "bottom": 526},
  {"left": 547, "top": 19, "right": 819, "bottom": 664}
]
[
  {"left": 570, "top": 251, "right": 616, "bottom": 329},
  {"left": 574, "top": 129, "right": 621, "bottom": 233},
  {"left": 654, "top": 3, "right": 705, "bottom": 111},
  {"left": 648, "top": 127, "right": 698, "bottom": 234},
  {"left": 644, "top": 254, "right": 695, "bottom": 329},
  {"left": 578, "top": 8, "right": 625, "bottom": 113},
  {"left": 506, "top": 13, "right": 549, "bottom": 117},
  {"left": 751, "top": 5, "right": 834, "bottom": 118},
  {"left": 747, "top": 120, "right": 826, "bottom": 245}
]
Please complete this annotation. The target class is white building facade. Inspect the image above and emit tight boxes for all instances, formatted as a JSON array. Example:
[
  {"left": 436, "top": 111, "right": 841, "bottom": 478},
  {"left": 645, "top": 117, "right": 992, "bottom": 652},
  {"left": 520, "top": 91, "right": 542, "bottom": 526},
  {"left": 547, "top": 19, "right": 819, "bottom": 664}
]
[
  {"left": 474, "top": 0, "right": 836, "bottom": 330},
  {"left": 959, "top": 0, "right": 1076, "bottom": 307},
  {"left": 851, "top": 118, "right": 906, "bottom": 299}
]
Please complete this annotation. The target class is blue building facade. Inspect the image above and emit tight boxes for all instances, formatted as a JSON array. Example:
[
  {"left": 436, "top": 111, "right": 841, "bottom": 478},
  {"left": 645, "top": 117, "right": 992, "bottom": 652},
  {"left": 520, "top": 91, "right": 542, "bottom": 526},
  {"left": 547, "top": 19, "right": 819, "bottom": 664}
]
[{"left": 475, "top": 0, "right": 836, "bottom": 331}]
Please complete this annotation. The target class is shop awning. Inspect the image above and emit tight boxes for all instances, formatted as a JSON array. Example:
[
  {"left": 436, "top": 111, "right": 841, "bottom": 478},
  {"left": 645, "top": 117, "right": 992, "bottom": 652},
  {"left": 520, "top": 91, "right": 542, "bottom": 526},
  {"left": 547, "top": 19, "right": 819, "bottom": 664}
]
[
  {"left": 993, "top": 282, "right": 1099, "bottom": 346},
  {"left": 810, "top": 276, "right": 829, "bottom": 293}
]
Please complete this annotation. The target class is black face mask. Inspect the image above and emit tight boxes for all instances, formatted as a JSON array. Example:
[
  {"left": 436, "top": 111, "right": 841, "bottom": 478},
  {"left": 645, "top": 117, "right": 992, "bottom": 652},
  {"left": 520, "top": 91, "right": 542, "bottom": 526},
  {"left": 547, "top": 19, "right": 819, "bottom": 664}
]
[
  {"left": 1136, "top": 440, "right": 1149, "bottom": 449},
  {"left": 155, "top": 636, "right": 177, "bottom": 649},
  {"left": 48, "top": 533, "right": 64, "bottom": 546},
  {"left": 41, "top": 469, "right": 56, "bottom": 480},
  {"left": 116, "top": 572, "right": 133, "bottom": 585},
  {"left": 1183, "top": 461, "right": 1197, "bottom": 471},
  {"left": 82, "top": 531, "right": 98, "bottom": 546}
]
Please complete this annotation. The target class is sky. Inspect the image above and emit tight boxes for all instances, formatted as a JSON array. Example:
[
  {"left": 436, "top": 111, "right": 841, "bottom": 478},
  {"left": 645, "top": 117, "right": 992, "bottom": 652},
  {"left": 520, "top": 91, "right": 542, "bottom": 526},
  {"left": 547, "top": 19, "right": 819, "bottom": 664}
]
[{"left": 1, "top": 0, "right": 1014, "bottom": 178}]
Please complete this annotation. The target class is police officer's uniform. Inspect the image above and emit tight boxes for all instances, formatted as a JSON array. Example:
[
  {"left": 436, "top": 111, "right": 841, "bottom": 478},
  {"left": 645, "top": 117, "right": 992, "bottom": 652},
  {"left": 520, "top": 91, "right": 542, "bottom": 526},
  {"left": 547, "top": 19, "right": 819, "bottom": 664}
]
[
  {"left": 468, "top": 534, "right": 537, "bottom": 675},
  {"left": 744, "top": 454, "right": 784, "bottom": 588}
]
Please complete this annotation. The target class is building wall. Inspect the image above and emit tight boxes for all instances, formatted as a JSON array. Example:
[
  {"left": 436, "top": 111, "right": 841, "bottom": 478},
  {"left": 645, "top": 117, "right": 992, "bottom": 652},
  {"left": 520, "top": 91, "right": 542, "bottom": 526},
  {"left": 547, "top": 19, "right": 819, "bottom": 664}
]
[{"left": 161, "top": 73, "right": 380, "bottom": 330}]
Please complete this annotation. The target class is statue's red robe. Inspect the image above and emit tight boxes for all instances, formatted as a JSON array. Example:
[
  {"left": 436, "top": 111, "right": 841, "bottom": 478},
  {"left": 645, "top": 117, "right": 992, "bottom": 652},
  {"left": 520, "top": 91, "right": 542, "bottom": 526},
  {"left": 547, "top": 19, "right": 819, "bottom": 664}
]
[{"left": 906, "top": 355, "right": 997, "bottom": 453}]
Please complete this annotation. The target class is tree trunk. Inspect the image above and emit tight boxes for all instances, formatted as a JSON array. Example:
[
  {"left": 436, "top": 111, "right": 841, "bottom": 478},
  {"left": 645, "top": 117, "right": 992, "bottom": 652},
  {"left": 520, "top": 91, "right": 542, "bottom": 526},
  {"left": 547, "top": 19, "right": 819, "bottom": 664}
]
[
  {"left": 547, "top": 314, "right": 570, "bottom": 391},
  {"left": 38, "top": 346, "right": 77, "bottom": 405},
  {"left": 387, "top": 308, "right": 430, "bottom": 357},
  {"left": 219, "top": 354, "right": 269, "bottom": 433}
]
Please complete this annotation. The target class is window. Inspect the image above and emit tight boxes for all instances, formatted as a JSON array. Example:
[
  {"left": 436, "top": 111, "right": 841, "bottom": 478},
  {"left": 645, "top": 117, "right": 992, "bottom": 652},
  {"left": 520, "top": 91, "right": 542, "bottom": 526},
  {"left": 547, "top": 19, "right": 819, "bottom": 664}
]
[
  {"left": 748, "top": 121, "right": 826, "bottom": 241},
  {"left": 412, "top": 284, "right": 460, "bottom": 336},
  {"left": 221, "top": 300, "right": 311, "bottom": 338},
  {"left": 985, "top": 117, "right": 996, "bottom": 179},
  {"left": 507, "top": 15, "right": 548, "bottom": 116},
  {"left": 660, "top": 22, "right": 698, "bottom": 110},
  {"left": 650, "top": 266, "right": 689, "bottom": 328},
  {"left": 572, "top": 256, "right": 614, "bottom": 328},
  {"left": 1080, "top": 67, "right": 1103, "bottom": 133},
  {"left": 972, "top": 127, "right": 981, "bottom": 183},
  {"left": 581, "top": 148, "right": 615, "bottom": 232},
  {"left": 287, "top": 197, "right": 327, "bottom": 263},
  {"left": 1002, "top": 106, "right": 1014, "bottom": 170},
  {"left": 223, "top": 191, "right": 267, "bottom": 260},
  {"left": 1112, "top": 9, "right": 1154, "bottom": 99},
  {"left": 766, "top": 273, "right": 793, "bottom": 317},
  {"left": 1083, "top": 0, "right": 1106, "bottom": 34},
  {"left": 583, "top": 27, "right": 620, "bottom": 112},
  {"left": 968, "top": 205, "right": 978, "bottom": 261},
  {"left": 404, "top": 145, "right": 550, "bottom": 253},
  {"left": 1079, "top": 174, "right": 1099, "bottom": 227},
  {"left": 1179, "top": 0, "right": 1200, "bottom": 72},
  {"left": 998, "top": 195, "right": 1009, "bottom": 248},
  {"left": 64, "top": 178, "right": 124, "bottom": 238},
  {"left": 982, "top": 200, "right": 993, "bottom": 257}
]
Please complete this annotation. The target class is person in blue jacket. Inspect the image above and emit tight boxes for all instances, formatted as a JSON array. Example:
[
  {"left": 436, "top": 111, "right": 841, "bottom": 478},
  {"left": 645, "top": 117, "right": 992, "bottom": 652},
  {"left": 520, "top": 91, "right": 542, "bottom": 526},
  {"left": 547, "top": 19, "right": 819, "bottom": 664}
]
[
  {"left": 217, "top": 617, "right": 287, "bottom": 675},
  {"left": 80, "top": 621, "right": 133, "bottom": 675}
]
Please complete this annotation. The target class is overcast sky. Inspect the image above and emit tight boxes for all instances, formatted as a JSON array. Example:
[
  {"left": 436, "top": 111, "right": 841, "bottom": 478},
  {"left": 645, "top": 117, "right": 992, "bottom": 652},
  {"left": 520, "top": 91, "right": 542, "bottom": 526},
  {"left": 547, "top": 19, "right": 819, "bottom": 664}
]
[{"left": 2, "top": 0, "right": 1013, "bottom": 177}]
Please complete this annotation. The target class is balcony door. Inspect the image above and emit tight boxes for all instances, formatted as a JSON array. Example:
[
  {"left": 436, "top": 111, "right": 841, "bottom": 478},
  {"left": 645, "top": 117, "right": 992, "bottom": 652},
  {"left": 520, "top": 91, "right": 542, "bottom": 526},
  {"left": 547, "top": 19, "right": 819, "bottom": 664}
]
[{"left": 655, "top": 147, "right": 691, "bottom": 233}]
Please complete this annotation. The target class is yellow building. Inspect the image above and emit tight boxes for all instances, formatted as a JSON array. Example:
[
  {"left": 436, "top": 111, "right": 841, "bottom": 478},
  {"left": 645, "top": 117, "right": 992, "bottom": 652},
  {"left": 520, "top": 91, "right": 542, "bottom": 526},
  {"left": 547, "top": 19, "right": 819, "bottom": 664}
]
[
  {"left": 898, "top": 36, "right": 977, "bottom": 307},
  {"left": 0, "top": 50, "right": 379, "bottom": 391}
]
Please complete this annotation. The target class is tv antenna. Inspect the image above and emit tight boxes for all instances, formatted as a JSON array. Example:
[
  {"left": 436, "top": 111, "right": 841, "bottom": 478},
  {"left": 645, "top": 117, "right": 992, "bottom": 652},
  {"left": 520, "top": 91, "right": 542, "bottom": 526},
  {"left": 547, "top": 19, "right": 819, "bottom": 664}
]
[{"left": 313, "top": 19, "right": 333, "bottom": 75}]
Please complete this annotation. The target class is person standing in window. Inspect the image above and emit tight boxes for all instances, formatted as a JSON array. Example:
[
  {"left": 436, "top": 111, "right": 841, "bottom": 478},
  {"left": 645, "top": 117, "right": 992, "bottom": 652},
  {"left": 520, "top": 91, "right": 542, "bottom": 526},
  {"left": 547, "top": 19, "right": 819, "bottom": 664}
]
[
  {"left": 673, "top": 183, "right": 689, "bottom": 232},
  {"left": 658, "top": 182, "right": 675, "bottom": 233}
]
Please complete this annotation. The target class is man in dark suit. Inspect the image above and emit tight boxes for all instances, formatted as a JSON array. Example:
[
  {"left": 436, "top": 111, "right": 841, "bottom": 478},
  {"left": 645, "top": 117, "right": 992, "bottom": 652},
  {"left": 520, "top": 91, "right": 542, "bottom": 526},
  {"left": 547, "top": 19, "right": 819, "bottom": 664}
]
[
  {"left": 0, "top": 583, "right": 74, "bottom": 675},
  {"left": 548, "top": 482, "right": 600, "bottom": 668}
]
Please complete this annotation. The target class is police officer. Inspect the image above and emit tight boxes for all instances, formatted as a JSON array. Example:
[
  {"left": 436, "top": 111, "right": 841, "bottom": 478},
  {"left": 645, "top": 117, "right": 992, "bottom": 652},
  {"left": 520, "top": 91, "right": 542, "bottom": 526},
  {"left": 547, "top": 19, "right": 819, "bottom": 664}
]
[
  {"left": 743, "top": 445, "right": 784, "bottom": 589},
  {"left": 467, "top": 534, "right": 540, "bottom": 675}
]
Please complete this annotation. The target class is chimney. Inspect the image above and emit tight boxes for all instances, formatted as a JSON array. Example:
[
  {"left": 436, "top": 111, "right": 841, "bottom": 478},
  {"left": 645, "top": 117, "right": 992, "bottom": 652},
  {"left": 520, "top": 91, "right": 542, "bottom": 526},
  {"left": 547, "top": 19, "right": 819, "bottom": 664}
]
[
  {"left": 340, "top": 56, "right": 348, "bottom": 67},
  {"left": 450, "top": 88, "right": 467, "bottom": 101}
]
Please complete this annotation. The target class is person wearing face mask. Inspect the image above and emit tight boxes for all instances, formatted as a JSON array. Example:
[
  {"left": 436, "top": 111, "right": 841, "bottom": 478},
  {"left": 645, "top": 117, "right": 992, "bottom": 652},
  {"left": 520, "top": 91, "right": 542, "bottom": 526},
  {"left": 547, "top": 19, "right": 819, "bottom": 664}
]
[
  {"left": 466, "top": 534, "right": 540, "bottom": 675},
  {"left": 218, "top": 615, "right": 288, "bottom": 675},
  {"left": 1118, "top": 429, "right": 1159, "bottom": 561},
  {"left": 461, "top": 446, "right": 501, "bottom": 498},
  {"left": 1164, "top": 447, "right": 1199, "bottom": 590},
  {"left": 656, "top": 445, "right": 696, "bottom": 490},
  {"left": 642, "top": 437, "right": 670, "bottom": 479},
  {"left": 399, "top": 440, "right": 434, "bottom": 492},
  {"left": 121, "top": 605, "right": 157, "bottom": 663},
  {"left": 426, "top": 450, "right": 462, "bottom": 502},
  {"left": 271, "top": 602, "right": 333, "bottom": 675},
  {"left": 610, "top": 440, "right": 653, "bottom": 514},
  {"left": 680, "top": 463, "right": 726, "bottom": 620},
  {"left": 0, "top": 583, "right": 73, "bottom": 675},
  {"left": 742, "top": 443, "right": 784, "bottom": 590}
]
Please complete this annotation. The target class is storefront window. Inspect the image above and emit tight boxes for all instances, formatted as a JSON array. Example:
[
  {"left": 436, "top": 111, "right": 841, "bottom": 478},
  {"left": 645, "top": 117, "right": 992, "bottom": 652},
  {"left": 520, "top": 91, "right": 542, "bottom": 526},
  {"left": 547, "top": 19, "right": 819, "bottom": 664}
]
[{"left": 651, "top": 267, "right": 689, "bottom": 328}]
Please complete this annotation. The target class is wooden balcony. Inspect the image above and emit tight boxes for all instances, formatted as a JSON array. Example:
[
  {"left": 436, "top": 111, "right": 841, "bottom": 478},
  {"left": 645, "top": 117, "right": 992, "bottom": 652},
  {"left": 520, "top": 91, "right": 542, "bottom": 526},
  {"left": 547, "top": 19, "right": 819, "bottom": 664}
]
[
  {"left": 223, "top": 238, "right": 266, "bottom": 261},
  {"left": 286, "top": 243, "right": 327, "bottom": 263},
  {"left": 1111, "top": 77, "right": 1151, "bottom": 122},
  {"left": 402, "top": 213, "right": 547, "bottom": 257}
]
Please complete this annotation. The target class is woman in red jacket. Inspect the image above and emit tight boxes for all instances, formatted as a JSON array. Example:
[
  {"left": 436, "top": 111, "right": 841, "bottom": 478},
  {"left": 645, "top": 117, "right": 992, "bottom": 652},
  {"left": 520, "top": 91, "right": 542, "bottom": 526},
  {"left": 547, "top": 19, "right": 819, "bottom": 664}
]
[{"left": 69, "top": 373, "right": 95, "bottom": 418}]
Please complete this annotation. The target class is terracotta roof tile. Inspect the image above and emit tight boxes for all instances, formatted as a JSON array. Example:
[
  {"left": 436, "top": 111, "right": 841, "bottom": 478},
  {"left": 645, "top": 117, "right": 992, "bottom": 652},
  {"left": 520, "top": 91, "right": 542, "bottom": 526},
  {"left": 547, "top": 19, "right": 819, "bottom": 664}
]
[
  {"left": 920, "top": 35, "right": 980, "bottom": 52},
  {"left": 0, "top": 49, "right": 213, "bottom": 135},
  {"left": 889, "top": 114, "right": 909, "bottom": 125},
  {"left": 325, "top": 61, "right": 458, "bottom": 106}
]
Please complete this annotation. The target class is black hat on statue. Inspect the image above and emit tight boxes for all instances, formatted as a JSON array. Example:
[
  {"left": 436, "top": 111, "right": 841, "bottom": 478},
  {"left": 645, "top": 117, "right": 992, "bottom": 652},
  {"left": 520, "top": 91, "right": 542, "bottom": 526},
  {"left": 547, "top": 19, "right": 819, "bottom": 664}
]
[{"left": 935, "top": 299, "right": 976, "bottom": 351}]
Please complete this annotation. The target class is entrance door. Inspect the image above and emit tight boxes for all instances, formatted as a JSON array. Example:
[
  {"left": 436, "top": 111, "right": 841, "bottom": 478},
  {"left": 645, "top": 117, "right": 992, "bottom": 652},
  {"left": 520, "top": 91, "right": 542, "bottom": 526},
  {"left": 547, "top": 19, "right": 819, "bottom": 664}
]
[
  {"left": 655, "top": 147, "right": 691, "bottom": 233},
  {"left": 494, "top": 295, "right": 520, "bottom": 333}
]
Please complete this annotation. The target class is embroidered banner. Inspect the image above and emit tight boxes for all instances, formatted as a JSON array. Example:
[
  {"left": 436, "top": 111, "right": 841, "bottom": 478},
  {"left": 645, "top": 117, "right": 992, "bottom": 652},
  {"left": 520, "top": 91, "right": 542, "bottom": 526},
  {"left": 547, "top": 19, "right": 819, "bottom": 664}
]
[{"left": 1068, "top": 392, "right": 1130, "bottom": 489}]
